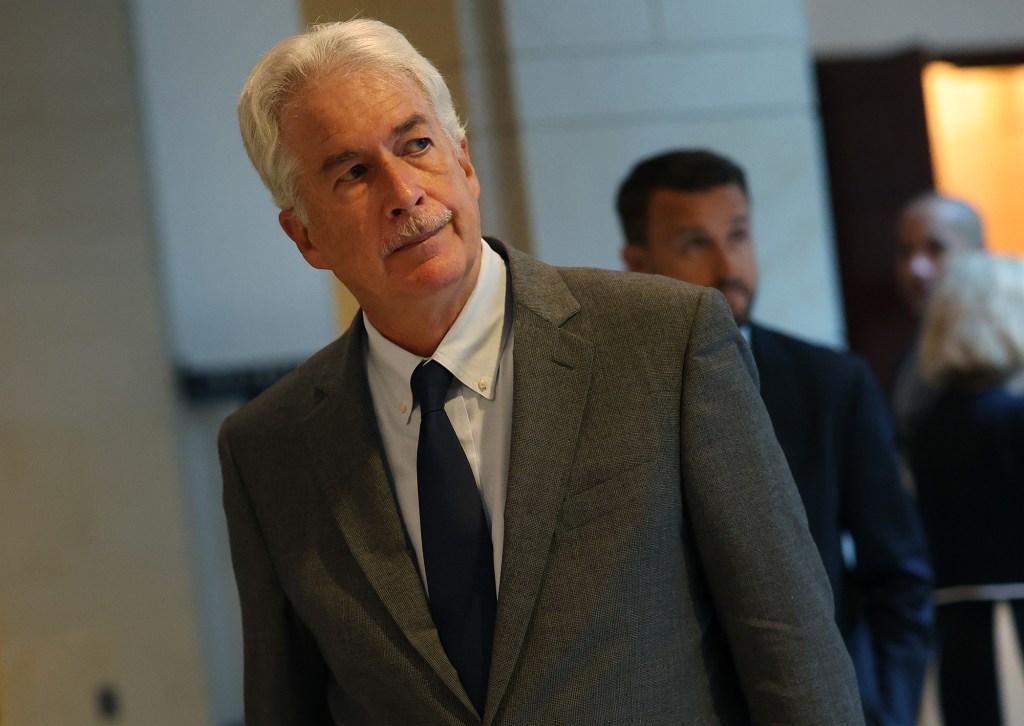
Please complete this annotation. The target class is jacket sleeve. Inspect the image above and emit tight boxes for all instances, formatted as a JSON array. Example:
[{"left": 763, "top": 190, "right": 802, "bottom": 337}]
[
  {"left": 219, "top": 421, "right": 334, "bottom": 726},
  {"left": 841, "top": 357, "right": 935, "bottom": 726},
  {"left": 679, "top": 288, "right": 865, "bottom": 725}
]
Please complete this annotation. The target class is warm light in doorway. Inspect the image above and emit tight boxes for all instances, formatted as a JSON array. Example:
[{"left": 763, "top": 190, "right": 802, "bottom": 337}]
[{"left": 922, "top": 61, "right": 1024, "bottom": 255}]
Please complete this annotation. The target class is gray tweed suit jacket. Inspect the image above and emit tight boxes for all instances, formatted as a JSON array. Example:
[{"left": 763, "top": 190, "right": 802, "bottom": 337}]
[{"left": 219, "top": 240, "right": 863, "bottom": 725}]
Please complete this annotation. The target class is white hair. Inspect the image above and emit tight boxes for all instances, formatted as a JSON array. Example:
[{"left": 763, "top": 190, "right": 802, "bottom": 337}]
[
  {"left": 919, "top": 253, "right": 1024, "bottom": 386},
  {"left": 238, "top": 19, "right": 465, "bottom": 215}
]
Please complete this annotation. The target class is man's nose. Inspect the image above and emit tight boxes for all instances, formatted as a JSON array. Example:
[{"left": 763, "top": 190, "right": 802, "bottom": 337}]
[
  {"left": 380, "top": 159, "right": 425, "bottom": 217},
  {"left": 908, "top": 253, "right": 934, "bottom": 280},
  {"left": 711, "top": 243, "right": 736, "bottom": 276}
]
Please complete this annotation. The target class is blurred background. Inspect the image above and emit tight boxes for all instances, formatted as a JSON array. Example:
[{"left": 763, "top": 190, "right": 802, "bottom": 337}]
[{"left": 2, "top": 0, "right": 1022, "bottom": 723}]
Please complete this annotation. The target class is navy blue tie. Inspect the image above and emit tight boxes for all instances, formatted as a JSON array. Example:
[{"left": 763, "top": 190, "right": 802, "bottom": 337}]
[{"left": 412, "top": 360, "right": 496, "bottom": 715}]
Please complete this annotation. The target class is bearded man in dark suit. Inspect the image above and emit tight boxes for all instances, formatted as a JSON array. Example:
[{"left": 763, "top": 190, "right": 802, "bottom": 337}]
[
  {"left": 618, "top": 148, "right": 934, "bottom": 726},
  {"left": 220, "top": 20, "right": 863, "bottom": 725}
]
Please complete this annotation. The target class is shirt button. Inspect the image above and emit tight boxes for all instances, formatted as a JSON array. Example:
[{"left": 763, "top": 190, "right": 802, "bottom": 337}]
[
  {"left": 399, "top": 403, "right": 408, "bottom": 413},
  {"left": 478, "top": 378, "right": 489, "bottom": 392}
]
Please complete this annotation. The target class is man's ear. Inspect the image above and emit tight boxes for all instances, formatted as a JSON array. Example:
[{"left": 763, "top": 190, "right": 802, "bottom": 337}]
[
  {"left": 280, "top": 209, "right": 329, "bottom": 270},
  {"left": 622, "top": 244, "right": 652, "bottom": 273},
  {"left": 457, "top": 137, "right": 481, "bottom": 200}
]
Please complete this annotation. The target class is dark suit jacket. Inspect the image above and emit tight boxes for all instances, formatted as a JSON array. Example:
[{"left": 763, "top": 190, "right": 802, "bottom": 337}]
[
  {"left": 908, "top": 384, "right": 1024, "bottom": 589},
  {"left": 749, "top": 324, "right": 934, "bottom": 726},
  {"left": 219, "top": 242, "right": 863, "bottom": 725}
]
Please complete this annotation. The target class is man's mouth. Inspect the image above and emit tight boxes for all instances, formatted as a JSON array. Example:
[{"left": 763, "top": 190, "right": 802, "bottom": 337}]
[
  {"left": 384, "top": 208, "right": 454, "bottom": 255},
  {"left": 716, "top": 279, "right": 752, "bottom": 299},
  {"left": 399, "top": 221, "right": 446, "bottom": 249}
]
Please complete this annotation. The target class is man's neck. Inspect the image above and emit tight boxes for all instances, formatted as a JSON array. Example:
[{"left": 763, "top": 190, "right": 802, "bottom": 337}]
[
  {"left": 364, "top": 256, "right": 483, "bottom": 358},
  {"left": 365, "top": 300, "right": 465, "bottom": 358}
]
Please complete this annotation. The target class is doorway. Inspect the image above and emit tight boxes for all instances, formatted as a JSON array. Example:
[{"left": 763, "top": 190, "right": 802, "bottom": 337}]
[
  {"left": 923, "top": 60, "right": 1024, "bottom": 257},
  {"left": 816, "top": 48, "right": 1024, "bottom": 392}
]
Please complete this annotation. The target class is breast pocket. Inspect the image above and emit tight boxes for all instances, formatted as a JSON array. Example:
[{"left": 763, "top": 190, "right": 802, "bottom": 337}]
[{"left": 556, "top": 460, "right": 652, "bottom": 534}]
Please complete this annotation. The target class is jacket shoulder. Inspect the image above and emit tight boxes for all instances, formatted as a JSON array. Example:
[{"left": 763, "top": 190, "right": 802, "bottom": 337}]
[
  {"left": 499, "top": 239, "right": 729, "bottom": 349},
  {"left": 753, "top": 324, "right": 871, "bottom": 383},
  {"left": 220, "top": 328, "right": 359, "bottom": 439}
]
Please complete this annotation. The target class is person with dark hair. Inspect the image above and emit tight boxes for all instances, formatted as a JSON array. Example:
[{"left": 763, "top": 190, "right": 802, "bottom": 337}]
[
  {"left": 895, "top": 193, "right": 985, "bottom": 320},
  {"left": 219, "top": 21, "right": 865, "bottom": 726},
  {"left": 891, "top": 192, "right": 987, "bottom": 441},
  {"left": 909, "top": 253, "right": 1024, "bottom": 726},
  {"left": 618, "top": 148, "right": 934, "bottom": 726}
]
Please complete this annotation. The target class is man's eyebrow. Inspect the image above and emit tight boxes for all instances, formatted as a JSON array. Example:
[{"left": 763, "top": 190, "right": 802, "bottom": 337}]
[
  {"left": 319, "top": 150, "right": 356, "bottom": 175},
  {"left": 394, "top": 114, "right": 427, "bottom": 137},
  {"left": 317, "top": 114, "right": 429, "bottom": 175}
]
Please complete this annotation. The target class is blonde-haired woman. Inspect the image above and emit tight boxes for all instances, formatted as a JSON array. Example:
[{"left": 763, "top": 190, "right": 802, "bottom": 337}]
[{"left": 909, "top": 252, "right": 1024, "bottom": 725}]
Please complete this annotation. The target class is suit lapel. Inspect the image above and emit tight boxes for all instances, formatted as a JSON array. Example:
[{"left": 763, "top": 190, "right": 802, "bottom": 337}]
[
  {"left": 749, "top": 324, "right": 811, "bottom": 487},
  {"left": 483, "top": 244, "right": 595, "bottom": 724},
  {"left": 301, "top": 246, "right": 597, "bottom": 722},
  {"left": 302, "top": 318, "right": 475, "bottom": 715},
  {"left": 749, "top": 324, "right": 793, "bottom": 420}
]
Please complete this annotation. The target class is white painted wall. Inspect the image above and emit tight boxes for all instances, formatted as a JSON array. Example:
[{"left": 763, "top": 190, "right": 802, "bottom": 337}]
[
  {"left": 475, "top": 0, "right": 844, "bottom": 346},
  {"left": 127, "top": 3, "right": 328, "bottom": 724},
  {"left": 130, "top": 0, "right": 336, "bottom": 369},
  {"left": 806, "top": 0, "right": 1024, "bottom": 54}
]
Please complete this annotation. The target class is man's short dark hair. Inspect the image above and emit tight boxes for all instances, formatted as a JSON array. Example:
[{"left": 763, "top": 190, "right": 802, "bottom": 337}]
[{"left": 616, "top": 149, "right": 748, "bottom": 247}]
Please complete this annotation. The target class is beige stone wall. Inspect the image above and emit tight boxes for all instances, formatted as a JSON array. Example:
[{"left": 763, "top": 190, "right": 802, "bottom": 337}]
[{"left": 0, "top": 0, "right": 210, "bottom": 723}]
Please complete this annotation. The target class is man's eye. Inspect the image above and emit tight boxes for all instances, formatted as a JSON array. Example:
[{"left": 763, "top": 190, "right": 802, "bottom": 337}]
[
  {"left": 680, "top": 236, "right": 710, "bottom": 251},
  {"left": 340, "top": 164, "right": 368, "bottom": 182},
  {"left": 404, "top": 137, "right": 431, "bottom": 154}
]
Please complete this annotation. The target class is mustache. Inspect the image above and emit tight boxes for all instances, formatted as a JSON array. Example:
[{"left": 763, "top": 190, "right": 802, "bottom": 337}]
[
  {"left": 715, "top": 277, "right": 754, "bottom": 298},
  {"left": 382, "top": 207, "right": 453, "bottom": 255}
]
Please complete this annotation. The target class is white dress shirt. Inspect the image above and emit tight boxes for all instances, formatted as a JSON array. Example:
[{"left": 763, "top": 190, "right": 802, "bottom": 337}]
[{"left": 364, "top": 239, "right": 514, "bottom": 594}]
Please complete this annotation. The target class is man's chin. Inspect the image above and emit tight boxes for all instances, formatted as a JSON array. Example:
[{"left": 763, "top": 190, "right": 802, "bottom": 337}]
[{"left": 723, "top": 295, "right": 752, "bottom": 327}]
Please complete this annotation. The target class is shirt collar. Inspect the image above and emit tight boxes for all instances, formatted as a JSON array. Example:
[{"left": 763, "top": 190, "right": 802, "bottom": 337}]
[{"left": 364, "top": 239, "right": 510, "bottom": 423}]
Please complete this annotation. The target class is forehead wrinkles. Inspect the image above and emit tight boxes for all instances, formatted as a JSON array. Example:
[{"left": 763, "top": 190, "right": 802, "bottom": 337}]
[
  {"left": 901, "top": 217, "right": 955, "bottom": 251},
  {"left": 285, "top": 72, "right": 434, "bottom": 147},
  {"left": 287, "top": 68, "right": 428, "bottom": 121}
]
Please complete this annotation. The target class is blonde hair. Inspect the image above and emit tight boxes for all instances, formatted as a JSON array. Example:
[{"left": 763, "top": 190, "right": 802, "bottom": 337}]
[
  {"left": 237, "top": 19, "right": 465, "bottom": 215},
  {"left": 919, "top": 253, "right": 1024, "bottom": 386}
]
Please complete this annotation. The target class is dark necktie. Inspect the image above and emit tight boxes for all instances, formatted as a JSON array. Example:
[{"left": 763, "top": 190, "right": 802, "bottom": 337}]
[{"left": 411, "top": 360, "right": 496, "bottom": 715}]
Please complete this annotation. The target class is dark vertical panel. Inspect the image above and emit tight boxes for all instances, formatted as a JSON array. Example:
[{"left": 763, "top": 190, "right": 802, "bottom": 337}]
[{"left": 815, "top": 50, "right": 934, "bottom": 393}]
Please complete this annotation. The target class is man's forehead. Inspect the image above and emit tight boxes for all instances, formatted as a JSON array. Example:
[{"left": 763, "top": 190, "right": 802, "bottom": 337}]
[
  {"left": 285, "top": 68, "right": 428, "bottom": 118},
  {"left": 280, "top": 70, "right": 437, "bottom": 152},
  {"left": 900, "top": 206, "right": 964, "bottom": 247},
  {"left": 648, "top": 185, "right": 750, "bottom": 224}
]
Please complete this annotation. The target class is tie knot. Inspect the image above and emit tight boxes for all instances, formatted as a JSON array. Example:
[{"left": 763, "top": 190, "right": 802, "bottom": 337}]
[{"left": 411, "top": 360, "right": 454, "bottom": 413}]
